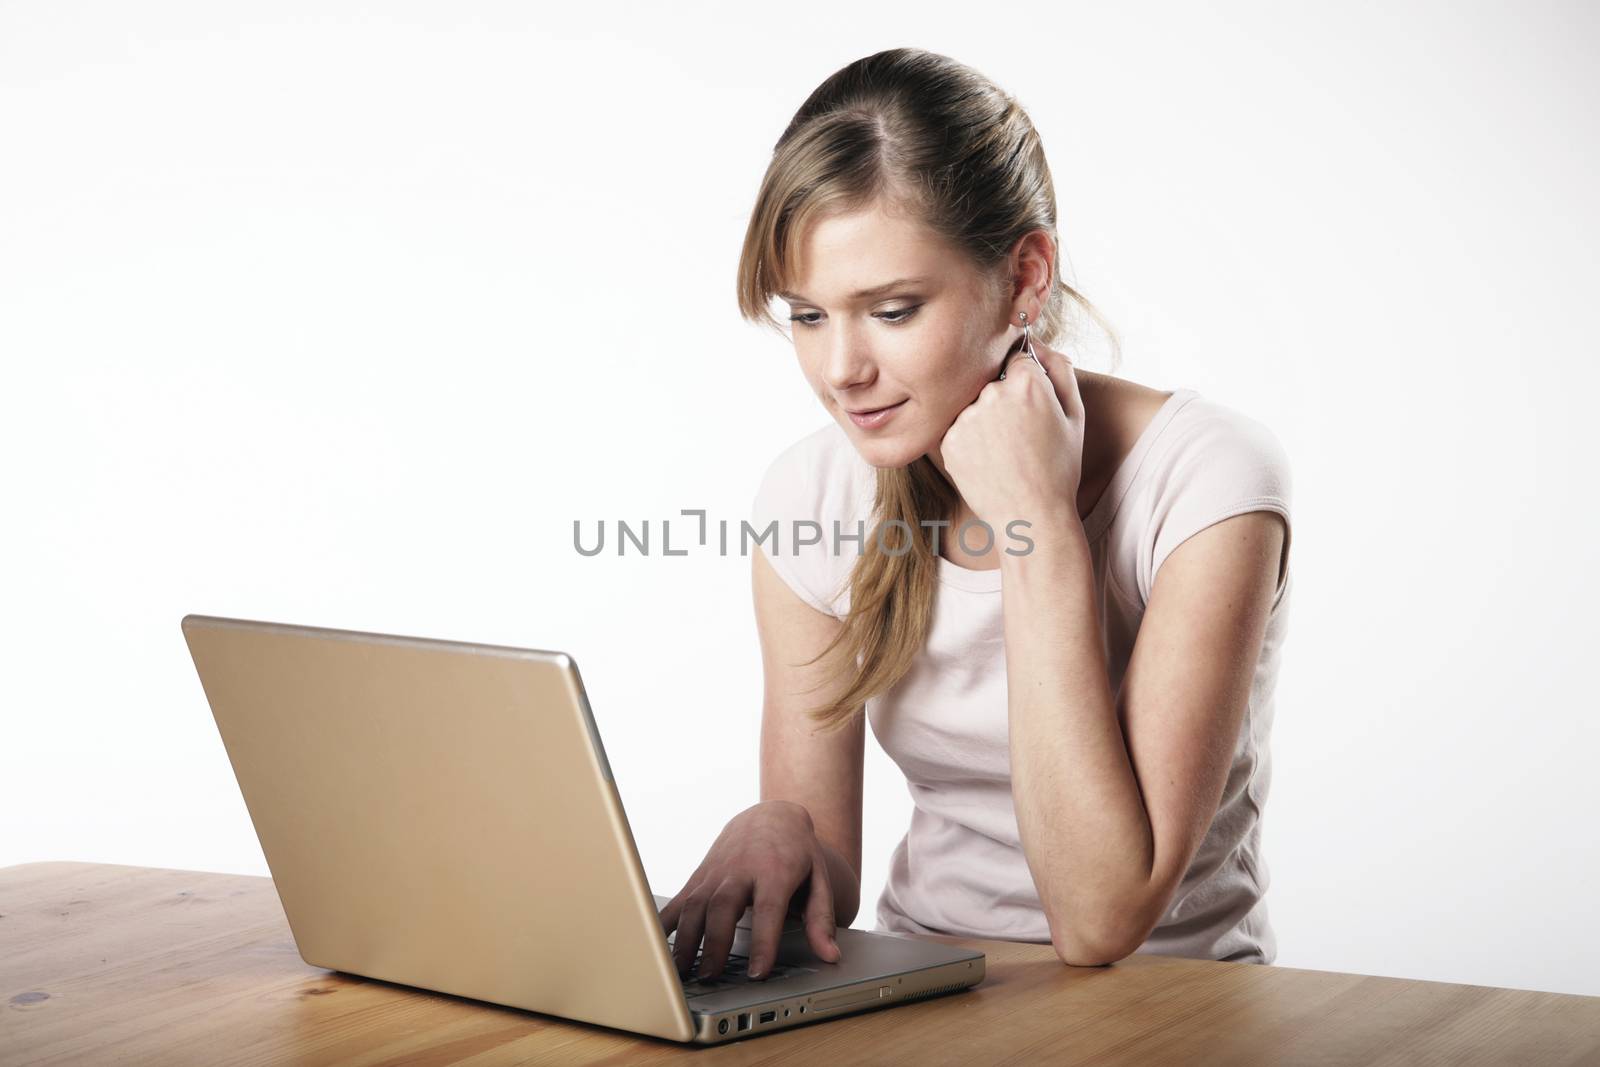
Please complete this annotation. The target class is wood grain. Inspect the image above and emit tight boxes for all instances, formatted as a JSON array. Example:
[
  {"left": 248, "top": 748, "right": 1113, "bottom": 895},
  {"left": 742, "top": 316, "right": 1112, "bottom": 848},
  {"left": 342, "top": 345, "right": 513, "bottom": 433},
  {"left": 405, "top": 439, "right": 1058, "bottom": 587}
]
[{"left": 2, "top": 862, "right": 1597, "bottom": 1065}]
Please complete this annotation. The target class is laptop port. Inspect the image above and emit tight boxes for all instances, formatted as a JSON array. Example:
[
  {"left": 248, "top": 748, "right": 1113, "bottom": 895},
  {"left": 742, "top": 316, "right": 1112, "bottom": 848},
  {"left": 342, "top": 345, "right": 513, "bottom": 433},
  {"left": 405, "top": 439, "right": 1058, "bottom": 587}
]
[
  {"left": 759, "top": 1010, "right": 777, "bottom": 1024},
  {"left": 717, "top": 1019, "right": 729, "bottom": 1035},
  {"left": 736, "top": 1013, "right": 751, "bottom": 1032}
]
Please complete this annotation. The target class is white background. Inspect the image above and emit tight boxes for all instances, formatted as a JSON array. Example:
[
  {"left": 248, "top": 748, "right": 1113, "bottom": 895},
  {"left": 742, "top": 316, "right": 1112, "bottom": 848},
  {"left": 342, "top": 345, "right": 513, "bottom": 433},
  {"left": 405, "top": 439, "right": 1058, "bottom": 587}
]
[{"left": 3, "top": 1, "right": 1596, "bottom": 999}]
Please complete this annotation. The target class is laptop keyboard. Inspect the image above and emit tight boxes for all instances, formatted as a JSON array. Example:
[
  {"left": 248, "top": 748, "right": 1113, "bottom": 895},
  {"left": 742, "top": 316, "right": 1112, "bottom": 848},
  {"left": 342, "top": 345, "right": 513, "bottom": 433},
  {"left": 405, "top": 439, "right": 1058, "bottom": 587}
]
[{"left": 668, "top": 938, "right": 814, "bottom": 999}]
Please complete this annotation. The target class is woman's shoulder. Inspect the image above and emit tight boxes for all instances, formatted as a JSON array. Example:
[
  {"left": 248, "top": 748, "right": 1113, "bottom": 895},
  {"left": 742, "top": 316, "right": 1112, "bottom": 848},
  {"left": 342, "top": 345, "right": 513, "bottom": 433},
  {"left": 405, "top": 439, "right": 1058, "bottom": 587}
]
[
  {"left": 765, "top": 417, "right": 856, "bottom": 469},
  {"left": 1118, "top": 385, "right": 1294, "bottom": 604},
  {"left": 749, "top": 420, "right": 875, "bottom": 618},
  {"left": 1087, "top": 370, "right": 1287, "bottom": 467},
  {"left": 1154, "top": 389, "right": 1293, "bottom": 492},
  {"left": 751, "top": 419, "right": 876, "bottom": 532}
]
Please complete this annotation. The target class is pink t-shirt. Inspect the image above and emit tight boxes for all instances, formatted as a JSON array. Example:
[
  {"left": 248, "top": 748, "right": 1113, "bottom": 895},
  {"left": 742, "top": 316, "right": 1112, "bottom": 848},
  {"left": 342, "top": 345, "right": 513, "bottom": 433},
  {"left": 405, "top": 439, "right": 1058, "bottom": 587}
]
[{"left": 749, "top": 387, "right": 1293, "bottom": 964}]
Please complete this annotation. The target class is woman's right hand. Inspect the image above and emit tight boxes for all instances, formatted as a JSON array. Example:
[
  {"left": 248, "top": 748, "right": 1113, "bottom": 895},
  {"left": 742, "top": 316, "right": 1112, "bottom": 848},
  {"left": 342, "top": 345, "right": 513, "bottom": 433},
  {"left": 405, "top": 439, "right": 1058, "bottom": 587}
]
[{"left": 657, "top": 799, "right": 844, "bottom": 981}]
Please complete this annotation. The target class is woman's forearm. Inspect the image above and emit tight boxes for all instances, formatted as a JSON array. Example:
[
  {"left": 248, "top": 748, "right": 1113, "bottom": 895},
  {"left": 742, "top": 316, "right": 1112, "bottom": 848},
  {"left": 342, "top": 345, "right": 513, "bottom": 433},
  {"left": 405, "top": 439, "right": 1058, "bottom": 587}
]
[{"left": 1000, "top": 502, "right": 1156, "bottom": 961}]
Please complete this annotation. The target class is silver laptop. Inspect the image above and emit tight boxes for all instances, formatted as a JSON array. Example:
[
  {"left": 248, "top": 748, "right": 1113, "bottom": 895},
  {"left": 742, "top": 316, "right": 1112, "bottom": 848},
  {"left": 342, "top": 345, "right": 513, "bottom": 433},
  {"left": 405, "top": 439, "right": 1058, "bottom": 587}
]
[{"left": 181, "top": 613, "right": 985, "bottom": 1044}]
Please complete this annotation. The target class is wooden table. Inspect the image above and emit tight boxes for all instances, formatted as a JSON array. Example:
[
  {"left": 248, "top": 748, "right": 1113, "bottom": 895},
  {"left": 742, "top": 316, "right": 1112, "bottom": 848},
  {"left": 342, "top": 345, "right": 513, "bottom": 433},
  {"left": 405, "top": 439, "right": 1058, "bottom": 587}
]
[{"left": 3, "top": 862, "right": 1598, "bottom": 1065}]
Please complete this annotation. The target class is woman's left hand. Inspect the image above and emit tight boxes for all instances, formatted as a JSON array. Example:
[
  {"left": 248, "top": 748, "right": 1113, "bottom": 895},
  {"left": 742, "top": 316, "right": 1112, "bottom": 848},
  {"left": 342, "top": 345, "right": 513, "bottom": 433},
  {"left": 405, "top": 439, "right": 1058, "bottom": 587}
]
[{"left": 937, "top": 338, "right": 1087, "bottom": 532}]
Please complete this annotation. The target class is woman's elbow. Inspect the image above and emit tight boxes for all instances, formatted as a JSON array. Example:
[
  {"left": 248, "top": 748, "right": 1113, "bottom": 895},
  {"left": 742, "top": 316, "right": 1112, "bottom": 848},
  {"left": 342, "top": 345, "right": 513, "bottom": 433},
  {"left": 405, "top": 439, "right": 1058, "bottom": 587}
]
[{"left": 1050, "top": 923, "right": 1140, "bottom": 968}]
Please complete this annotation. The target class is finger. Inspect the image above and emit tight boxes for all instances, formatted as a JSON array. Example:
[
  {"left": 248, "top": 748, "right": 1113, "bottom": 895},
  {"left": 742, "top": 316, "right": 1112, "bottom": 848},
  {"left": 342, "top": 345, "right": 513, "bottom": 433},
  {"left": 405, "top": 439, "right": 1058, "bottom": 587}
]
[
  {"left": 659, "top": 892, "right": 684, "bottom": 936},
  {"left": 995, "top": 340, "right": 1027, "bottom": 382},
  {"left": 1037, "top": 341, "right": 1071, "bottom": 373},
  {"left": 1018, "top": 333, "right": 1053, "bottom": 375},
  {"left": 696, "top": 878, "right": 748, "bottom": 981},
  {"left": 802, "top": 852, "right": 842, "bottom": 964},
  {"left": 1033, "top": 342, "right": 1083, "bottom": 417},
  {"left": 745, "top": 880, "right": 792, "bottom": 980},
  {"left": 672, "top": 891, "right": 708, "bottom": 976}
]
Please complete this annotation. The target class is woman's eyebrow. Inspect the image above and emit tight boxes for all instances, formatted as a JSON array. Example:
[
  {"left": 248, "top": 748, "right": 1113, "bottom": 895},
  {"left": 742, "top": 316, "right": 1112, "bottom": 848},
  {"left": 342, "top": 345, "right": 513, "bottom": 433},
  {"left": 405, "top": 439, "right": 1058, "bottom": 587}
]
[{"left": 777, "top": 276, "right": 931, "bottom": 303}]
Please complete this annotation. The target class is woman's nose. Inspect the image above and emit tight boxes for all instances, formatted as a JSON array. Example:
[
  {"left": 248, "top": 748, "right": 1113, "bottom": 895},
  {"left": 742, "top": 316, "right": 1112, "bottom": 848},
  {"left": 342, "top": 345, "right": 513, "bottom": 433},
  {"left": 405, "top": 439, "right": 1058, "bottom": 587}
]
[{"left": 821, "top": 331, "right": 875, "bottom": 392}]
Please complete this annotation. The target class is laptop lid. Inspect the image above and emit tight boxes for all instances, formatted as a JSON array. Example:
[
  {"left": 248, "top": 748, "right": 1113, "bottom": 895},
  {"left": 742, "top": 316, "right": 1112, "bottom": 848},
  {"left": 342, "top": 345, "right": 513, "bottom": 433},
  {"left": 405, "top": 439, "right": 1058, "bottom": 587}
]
[{"left": 181, "top": 613, "right": 697, "bottom": 1042}]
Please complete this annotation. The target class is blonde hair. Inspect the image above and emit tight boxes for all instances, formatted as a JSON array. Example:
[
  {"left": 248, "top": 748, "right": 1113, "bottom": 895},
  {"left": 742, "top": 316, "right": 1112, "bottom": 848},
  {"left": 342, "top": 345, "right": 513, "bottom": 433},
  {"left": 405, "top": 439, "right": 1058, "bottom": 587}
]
[{"left": 736, "top": 48, "right": 1121, "bottom": 732}]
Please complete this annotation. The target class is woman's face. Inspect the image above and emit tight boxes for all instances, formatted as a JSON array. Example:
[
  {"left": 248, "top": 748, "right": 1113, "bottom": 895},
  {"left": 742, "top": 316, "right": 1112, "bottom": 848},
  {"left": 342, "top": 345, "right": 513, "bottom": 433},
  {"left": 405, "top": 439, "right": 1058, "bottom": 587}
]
[{"left": 778, "top": 199, "right": 1013, "bottom": 469}]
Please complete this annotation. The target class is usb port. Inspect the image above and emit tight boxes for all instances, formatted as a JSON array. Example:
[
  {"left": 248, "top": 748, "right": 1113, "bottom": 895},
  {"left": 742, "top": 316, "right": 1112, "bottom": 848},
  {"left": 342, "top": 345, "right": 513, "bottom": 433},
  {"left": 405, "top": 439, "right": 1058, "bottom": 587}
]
[{"left": 759, "top": 1010, "right": 777, "bottom": 1024}]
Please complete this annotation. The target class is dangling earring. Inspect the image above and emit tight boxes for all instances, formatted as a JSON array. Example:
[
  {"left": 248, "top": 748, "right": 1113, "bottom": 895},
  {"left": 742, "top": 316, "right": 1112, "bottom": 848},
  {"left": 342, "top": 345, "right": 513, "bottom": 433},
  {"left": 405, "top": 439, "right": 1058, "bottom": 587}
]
[{"left": 997, "top": 310, "right": 1048, "bottom": 380}]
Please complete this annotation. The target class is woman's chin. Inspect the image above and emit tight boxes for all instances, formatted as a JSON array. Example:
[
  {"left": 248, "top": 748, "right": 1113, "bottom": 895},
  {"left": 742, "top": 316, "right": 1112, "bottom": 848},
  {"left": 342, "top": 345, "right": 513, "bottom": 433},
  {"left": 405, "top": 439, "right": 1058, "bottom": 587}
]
[{"left": 849, "top": 434, "right": 927, "bottom": 470}]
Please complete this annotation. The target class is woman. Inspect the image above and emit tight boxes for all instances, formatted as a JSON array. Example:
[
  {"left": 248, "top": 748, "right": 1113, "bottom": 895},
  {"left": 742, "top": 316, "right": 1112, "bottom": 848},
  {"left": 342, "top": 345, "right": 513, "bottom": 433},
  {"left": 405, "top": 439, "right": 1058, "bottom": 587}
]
[{"left": 659, "top": 47, "right": 1293, "bottom": 983}]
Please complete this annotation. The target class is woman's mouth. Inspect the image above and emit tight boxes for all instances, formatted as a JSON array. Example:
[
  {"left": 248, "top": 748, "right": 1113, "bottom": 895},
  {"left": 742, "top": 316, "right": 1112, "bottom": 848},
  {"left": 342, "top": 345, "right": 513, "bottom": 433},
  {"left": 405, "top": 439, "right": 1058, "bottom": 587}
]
[{"left": 847, "top": 399, "right": 907, "bottom": 430}]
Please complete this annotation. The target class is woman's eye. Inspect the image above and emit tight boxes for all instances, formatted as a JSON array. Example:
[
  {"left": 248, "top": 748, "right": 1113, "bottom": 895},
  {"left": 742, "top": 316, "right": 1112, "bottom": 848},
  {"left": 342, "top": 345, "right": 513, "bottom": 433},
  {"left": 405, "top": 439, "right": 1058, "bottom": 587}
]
[{"left": 787, "top": 305, "right": 920, "bottom": 328}]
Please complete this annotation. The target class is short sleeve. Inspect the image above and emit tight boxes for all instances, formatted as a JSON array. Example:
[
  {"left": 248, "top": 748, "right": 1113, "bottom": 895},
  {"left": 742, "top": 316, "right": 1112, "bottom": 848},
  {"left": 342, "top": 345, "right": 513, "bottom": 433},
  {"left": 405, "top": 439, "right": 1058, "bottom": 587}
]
[
  {"left": 1144, "top": 405, "right": 1294, "bottom": 608},
  {"left": 748, "top": 424, "right": 867, "bottom": 618}
]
